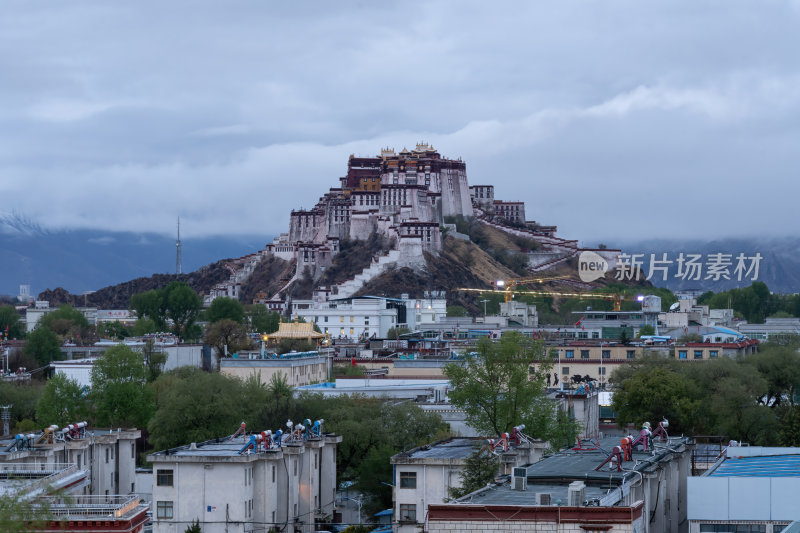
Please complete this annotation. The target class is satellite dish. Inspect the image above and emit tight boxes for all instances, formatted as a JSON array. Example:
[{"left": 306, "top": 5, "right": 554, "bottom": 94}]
[{"left": 669, "top": 302, "right": 680, "bottom": 311}]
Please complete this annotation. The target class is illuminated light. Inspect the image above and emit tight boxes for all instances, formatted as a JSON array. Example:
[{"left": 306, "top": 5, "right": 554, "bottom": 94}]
[
  {"left": 636, "top": 295, "right": 644, "bottom": 302},
  {"left": 496, "top": 280, "right": 505, "bottom": 288}
]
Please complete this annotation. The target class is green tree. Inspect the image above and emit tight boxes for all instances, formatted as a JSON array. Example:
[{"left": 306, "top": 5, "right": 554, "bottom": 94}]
[
  {"left": 90, "top": 345, "right": 153, "bottom": 428},
  {"left": 131, "top": 317, "right": 158, "bottom": 336},
  {"left": 131, "top": 290, "right": 166, "bottom": 330},
  {"left": 0, "top": 305, "right": 24, "bottom": 339},
  {"left": 0, "top": 381, "right": 44, "bottom": 432},
  {"left": 163, "top": 282, "right": 202, "bottom": 338},
  {"left": 142, "top": 339, "right": 168, "bottom": 383},
  {"left": 205, "top": 319, "right": 251, "bottom": 358},
  {"left": 448, "top": 448, "right": 500, "bottom": 499},
  {"left": 444, "top": 331, "right": 554, "bottom": 436},
  {"left": 39, "top": 304, "right": 89, "bottom": 333},
  {"left": 638, "top": 324, "right": 655, "bottom": 337},
  {"left": 0, "top": 491, "right": 51, "bottom": 533},
  {"left": 148, "top": 369, "right": 245, "bottom": 451},
  {"left": 24, "top": 327, "right": 61, "bottom": 366},
  {"left": 36, "top": 373, "right": 89, "bottom": 427},
  {"left": 98, "top": 320, "right": 130, "bottom": 340},
  {"left": 248, "top": 305, "right": 280, "bottom": 334},
  {"left": 611, "top": 363, "right": 702, "bottom": 435},
  {"left": 184, "top": 518, "right": 202, "bottom": 533},
  {"left": 206, "top": 297, "right": 245, "bottom": 324}
]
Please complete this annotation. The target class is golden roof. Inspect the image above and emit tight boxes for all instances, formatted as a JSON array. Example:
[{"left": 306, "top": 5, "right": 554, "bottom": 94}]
[{"left": 268, "top": 321, "right": 325, "bottom": 339}]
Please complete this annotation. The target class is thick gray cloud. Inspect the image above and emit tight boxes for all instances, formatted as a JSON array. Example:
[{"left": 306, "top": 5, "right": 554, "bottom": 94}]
[{"left": 1, "top": 0, "right": 799, "bottom": 241}]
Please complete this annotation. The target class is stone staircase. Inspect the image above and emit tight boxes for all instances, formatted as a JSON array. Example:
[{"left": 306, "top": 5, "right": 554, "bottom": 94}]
[{"left": 332, "top": 249, "right": 402, "bottom": 299}]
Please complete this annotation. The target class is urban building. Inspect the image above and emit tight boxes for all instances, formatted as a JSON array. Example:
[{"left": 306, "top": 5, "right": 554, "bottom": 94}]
[
  {"left": 737, "top": 317, "right": 800, "bottom": 342},
  {"left": 221, "top": 351, "right": 329, "bottom": 388},
  {"left": 292, "top": 294, "right": 447, "bottom": 340},
  {"left": 0, "top": 425, "right": 141, "bottom": 498},
  {"left": 0, "top": 462, "right": 149, "bottom": 533},
  {"left": 688, "top": 445, "right": 800, "bottom": 532},
  {"left": 391, "top": 436, "right": 548, "bottom": 533},
  {"left": 52, "top": 342, "right": 211, "bottom": 387},
  {"left": 673, "top": 339, "right": 759, "bottom": 361},
  {"left": 427, "top": 434, "right": 693, "bottom": 533},
  {"left": 147, "top": 421, "right": 342, "bottom": 533},
  {"left": 24, "top": 301, "right": 98, "bottom": 332}
]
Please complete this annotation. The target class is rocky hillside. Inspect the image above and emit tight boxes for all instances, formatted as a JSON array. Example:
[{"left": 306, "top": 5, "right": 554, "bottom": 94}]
[{"left": 38, "top": 260, "right": 231, "bottom": 308}]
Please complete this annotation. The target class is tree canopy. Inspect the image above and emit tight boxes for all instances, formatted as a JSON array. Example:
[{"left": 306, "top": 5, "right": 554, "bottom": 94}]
[
  {"left": 206, "top": 297, "right": 245, "bottom": 324},
  {"left": 130, "top": 282, "right": 202, "bottom": 338},
  {"left": 90, "top": 344, "right": 153, "bottom": 428},
  {"left": 204, "top": 319, "right": 251, "bottom": 358},
  {"left": 444, "top": 332, "right": 557, "bottom": 437},
  {"left": 611, "top": 342, "right": 800, "bottom": 445},
  {"left": 0, "top": 305, "right": 24, "bottom": 339},
  {"left": 36, "top": 373, "right": 89, "bottom": 427},
  {"left": 24, "top": 327, "right": 61, "bottom": 367}
]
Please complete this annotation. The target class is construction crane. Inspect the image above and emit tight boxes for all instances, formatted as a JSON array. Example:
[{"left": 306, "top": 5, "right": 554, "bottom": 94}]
[
  {"left": 494, "top": 276, "right": 570, "bottom": 303},
  {"left": 460, "top": 284, "right": 642, "bottom": 311}
]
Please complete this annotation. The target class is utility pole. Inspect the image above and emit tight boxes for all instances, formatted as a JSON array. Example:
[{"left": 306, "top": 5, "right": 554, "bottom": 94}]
[{"left": 175, "top": 216, "right": 183, "bottom": 275}]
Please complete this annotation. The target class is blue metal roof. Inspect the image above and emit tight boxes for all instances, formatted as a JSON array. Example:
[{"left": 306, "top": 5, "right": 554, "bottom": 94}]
[{"left": 711, "top": 454, "right": 800, "bottom": 477}]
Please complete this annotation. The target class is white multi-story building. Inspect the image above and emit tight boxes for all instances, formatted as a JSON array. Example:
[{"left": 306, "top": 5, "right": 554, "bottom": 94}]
[
  {"left": 148, "top": 425, "right": 342, "bottom": 533},
  {"left": 0, "top": 426, "right": 140, "bottom": 497},
  {"left": 221, "top": 351, "right": 328, "bottom": 388},
  {"left": 292, "top": 295, "right": 447, "bottom": 339},
  {"left": 25, "top": 301, "right": 98, "bottom": 332},
  {"left": 688, "top": 445, "right": 800, "bottom": 532},
  {"left": 390, "top": 437, "right": 547, "bottom": 533}
]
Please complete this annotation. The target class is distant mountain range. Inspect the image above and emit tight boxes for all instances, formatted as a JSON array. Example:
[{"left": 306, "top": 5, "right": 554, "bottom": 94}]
[
  {"left": 2, "top": 210, "right": 798, "bottom": 300},
  {"left": 611, "top": 237, "right": 800, "bottom": 294},
  {"left": 0, "top": 212, "right": 267, "bottom": 298}
]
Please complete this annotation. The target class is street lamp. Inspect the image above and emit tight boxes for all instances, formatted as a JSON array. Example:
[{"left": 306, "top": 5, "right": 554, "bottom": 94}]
[
  {"left": 480, "top": 299, "right": 489, "bottom": 317},
  {"left": 342, "top": 496, "right": 363, "bottom": 525}
]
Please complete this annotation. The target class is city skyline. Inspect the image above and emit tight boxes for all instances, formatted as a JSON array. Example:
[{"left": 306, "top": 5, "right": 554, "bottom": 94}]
[{"left": 2, "top": 1, "right": 799, "bottom": 241}]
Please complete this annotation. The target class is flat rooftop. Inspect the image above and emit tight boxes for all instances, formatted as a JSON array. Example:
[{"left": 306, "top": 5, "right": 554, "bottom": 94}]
[
  {"left": 396, "top": 438, "right": 484, "bottom": 461},
  {"left": 459, "top": 435, "right": 691, "bottom": 507},
  {"left": 709, "top": 454, "right": 800, "bottom": 477}
]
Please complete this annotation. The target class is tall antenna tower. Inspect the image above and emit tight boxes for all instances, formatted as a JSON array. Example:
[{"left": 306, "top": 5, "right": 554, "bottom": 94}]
[{"left": 175, "top": 216, "right": 183, "bottom": 275}]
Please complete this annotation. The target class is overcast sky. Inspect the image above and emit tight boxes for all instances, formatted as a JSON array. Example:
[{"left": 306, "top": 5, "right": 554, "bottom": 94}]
[{"left": 2, "top": 1, "right": 799, "bottom": 243}]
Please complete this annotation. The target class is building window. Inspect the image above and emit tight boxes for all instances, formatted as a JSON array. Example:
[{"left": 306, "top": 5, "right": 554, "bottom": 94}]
[
  {"left": 105, "top": 448, "right": 109, "bottom": 463},
  {"left": 399, "top": 504, "right": 416, "bottom": 522},
  {"left": 156, "top": 469, "right": 174, "bottom": 487},
  {"left": 627, "top": 350, "right": 636, "bottom": 359},
  {"left": 580, "top": 350, "right": 590, "bottom": 359},
  {"left": 699, "top": 525, "right": 765, "bottom": 533},
  {"left": 131, "top": 443, "right": 135, "bottom": 459},
  {"left": 592, "top": 332, "right": 600, "bottom": 339},
  {"left": 565, "top": 350, "right": 574, "bottom": 359},
  {"left": 562, "top": 367, "right": 569, "bottom": 375},
  {"left": 678, "top": 350, "right": 687, "bottom": 360},
  {"left": 598, "top": 367, "right": 606, "bottom": 376},
  {"left": 529, "top": 366, "right": 536, "bottom": 375},
  {"left": 156, "top": 501, "right": 174, "bottom": 520},
  {"left": 272, "top": 465, "right": 276, "bottom": 483},
  {"left": 694, "top": 350, "right": 704, "bottom": 359},
  {"left": 602, "top": 350, "right": 611, "bottom": 359},
  {"left": 709, "top": 350, "right": 718, "bottom": 358},
  {"left": 399, "top": 471, "right": 417, "bottom": 489}
]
